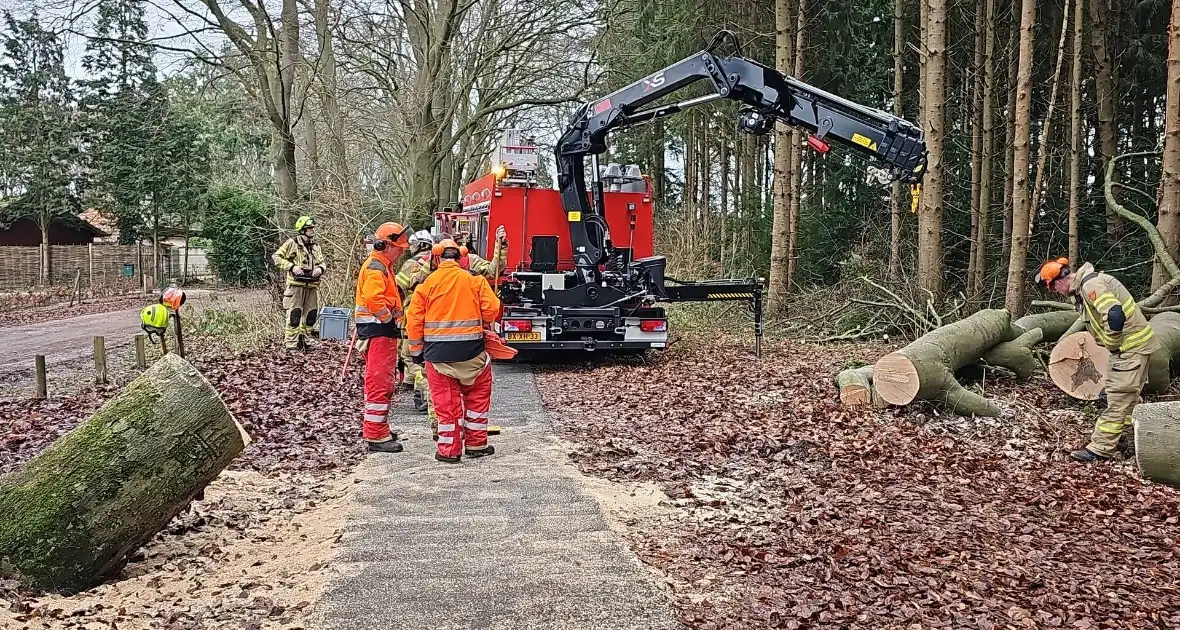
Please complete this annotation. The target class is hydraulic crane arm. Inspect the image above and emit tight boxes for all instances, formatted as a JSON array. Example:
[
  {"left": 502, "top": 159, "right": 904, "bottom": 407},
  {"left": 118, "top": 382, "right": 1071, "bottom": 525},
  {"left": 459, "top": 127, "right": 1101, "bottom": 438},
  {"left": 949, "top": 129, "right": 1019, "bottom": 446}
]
[{"left": 557, "top": 31, "right": 927, "bottom": 283}]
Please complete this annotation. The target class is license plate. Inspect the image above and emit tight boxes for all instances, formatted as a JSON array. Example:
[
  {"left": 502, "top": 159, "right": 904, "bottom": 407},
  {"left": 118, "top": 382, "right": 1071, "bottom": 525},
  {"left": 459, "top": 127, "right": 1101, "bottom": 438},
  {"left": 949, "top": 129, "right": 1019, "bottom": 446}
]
[{"left": 505, "top": 332, "right": 541, "bottom": 341}]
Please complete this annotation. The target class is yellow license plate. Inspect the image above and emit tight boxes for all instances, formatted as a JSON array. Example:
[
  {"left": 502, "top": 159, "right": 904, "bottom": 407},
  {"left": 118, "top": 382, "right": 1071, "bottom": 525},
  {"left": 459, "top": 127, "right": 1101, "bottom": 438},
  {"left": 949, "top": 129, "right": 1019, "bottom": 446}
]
[{"left": 505, "top": 332, "right": 541, "bottom": 341}]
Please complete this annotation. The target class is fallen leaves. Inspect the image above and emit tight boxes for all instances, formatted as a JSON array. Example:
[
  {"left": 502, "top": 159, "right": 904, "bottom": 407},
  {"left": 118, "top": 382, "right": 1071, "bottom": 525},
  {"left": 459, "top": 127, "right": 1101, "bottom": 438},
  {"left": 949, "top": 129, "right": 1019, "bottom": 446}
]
[{"left": 538, "top": 333, "right": 1180, "bottom": 629}]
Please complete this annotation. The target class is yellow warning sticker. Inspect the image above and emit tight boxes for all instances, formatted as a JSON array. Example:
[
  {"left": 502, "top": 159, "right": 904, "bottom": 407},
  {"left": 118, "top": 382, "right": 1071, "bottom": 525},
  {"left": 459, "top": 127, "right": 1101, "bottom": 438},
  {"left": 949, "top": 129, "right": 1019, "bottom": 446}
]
[
  {"left": 869, "top": 142, "right": 879, "bottom": 151},
  {"left": 852, "top": 133, "right": 873, "bottom": 148},
  {"left": 568, "top": 211, "right": 582, "bottom": 222}
]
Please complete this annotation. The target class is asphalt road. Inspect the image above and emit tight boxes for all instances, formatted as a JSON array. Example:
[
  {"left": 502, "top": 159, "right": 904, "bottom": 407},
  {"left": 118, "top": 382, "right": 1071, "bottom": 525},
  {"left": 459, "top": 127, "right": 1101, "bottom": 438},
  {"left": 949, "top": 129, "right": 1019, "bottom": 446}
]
[{"left": 316, "top": 364, "right": 682, "bottom": 630}]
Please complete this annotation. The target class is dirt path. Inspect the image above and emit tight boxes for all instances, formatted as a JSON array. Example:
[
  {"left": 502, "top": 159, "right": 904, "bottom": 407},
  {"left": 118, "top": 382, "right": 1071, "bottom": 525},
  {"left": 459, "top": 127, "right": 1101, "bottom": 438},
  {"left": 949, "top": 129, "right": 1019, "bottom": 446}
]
[{"left": 0, "top": 289, "right": 269, "bottom": 394}]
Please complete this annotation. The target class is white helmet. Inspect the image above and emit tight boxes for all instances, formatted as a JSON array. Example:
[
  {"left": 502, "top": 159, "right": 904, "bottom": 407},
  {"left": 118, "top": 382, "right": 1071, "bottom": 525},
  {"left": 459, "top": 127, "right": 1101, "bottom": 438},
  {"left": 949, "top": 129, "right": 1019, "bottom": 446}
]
[{"left": 408, "top": 230, "right": 433, "bottom": 248}]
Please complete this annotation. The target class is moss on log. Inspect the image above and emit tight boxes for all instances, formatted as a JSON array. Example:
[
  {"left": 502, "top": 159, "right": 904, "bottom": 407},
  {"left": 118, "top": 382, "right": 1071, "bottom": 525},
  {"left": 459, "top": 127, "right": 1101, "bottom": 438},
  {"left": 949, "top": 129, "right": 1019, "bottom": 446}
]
[
  {"left": 1012, "top": 310, "right": 1080, "bottom": 343},
  {"left": 872, "top": 309, "right": 1011, "bottom": 417},
  {"left": 982, "top": 327, "right": 1044, "bottom": 379},
  {"left": 836, "top": 365, "right": 884, "bottom": 408},
  {"left": 0, "top": 353, "right": 247, "bottom": 592},
  {"left": 1133, "top": 401, "right": 1180, "bottom": 488}
]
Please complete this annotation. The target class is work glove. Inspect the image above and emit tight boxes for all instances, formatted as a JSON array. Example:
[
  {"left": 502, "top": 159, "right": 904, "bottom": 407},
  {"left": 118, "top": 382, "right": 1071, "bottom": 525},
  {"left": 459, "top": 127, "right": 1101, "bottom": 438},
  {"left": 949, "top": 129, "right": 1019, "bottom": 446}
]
[
  {"left": 292, "top": 266, "right": 306, "bottom": 276},
  {"left": 496, "top": 224, "right": 508, "bottom": 246},
  {"left": 312, "top": 266, "right": 323, "bottom": 278},
  {"left": 1097, "top": 389, "right": 1107, "bottom": 406},
  {"left": 354, "top": 337, "right": 370, "bottom": 354}
]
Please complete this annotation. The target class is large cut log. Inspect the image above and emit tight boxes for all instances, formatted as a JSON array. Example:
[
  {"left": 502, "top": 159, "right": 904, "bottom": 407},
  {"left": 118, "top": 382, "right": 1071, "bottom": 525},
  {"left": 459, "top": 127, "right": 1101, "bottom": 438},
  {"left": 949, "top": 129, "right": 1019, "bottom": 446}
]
[
  {"left": 982, "top": 327, "right": 1044, "bottom": 379},
  {"left": 0, "top": 353, "right": 248, "bottom": 592},
  {"left": 1049, "top": 312, "right": 1180, "bottom": 399},
  {"left": 873, "top": 309, "right": 1011, "bottom": 417},
  {"left": 1012, "top": 310, "right": 1080, "bottom": 343},
  {"left": 836, "top": 365, "right": 884, "bottom": 408},
  {"left": 1133, "top": 401, "right": 1180, "bottom": 488}
]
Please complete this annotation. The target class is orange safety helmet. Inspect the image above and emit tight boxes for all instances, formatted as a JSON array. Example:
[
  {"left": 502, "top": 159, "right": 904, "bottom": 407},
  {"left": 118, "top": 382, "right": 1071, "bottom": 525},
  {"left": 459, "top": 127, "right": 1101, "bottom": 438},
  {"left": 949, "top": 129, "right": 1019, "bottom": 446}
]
[
  {"left": 1035, "top": 257, "right": 1071, "bottom": 288},
  {"left": 161, "top": 286, "right": 186, "bottom": 310},
  {"left": 374, "top": 222, "right": 410, "bottom": 250},
  {"left": 431, "top": 238, "right": 468, "bottom": 258}
]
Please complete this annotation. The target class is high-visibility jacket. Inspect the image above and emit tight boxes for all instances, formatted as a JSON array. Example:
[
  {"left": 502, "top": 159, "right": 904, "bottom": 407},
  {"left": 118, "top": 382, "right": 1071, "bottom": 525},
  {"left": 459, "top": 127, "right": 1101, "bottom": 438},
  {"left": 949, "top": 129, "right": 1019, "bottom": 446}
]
[
  {"left": 396, "top": 243, "right": 506, "bottom": 298},
  {"left": 354, "top": 251, "right": 403, "bottom": 339},
  {"left": 272, "top": 236, "right": 326, "bottom": 287},
  {"left": 405, "top": 260, "right": 501, "bottom": 363},
  {"left": 1069, "top": 262, "right": 1159, "bottom": 354}
]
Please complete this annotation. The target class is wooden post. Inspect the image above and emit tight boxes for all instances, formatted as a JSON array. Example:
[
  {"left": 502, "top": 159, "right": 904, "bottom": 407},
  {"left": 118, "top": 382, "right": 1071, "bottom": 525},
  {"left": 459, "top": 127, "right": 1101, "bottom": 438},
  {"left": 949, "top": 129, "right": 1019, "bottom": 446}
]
[
  {"left": 88, "top": 243, "right": 94, "bottom": 290},
  {"left": 69, "top": 269, "right": 82, "bottom": 307},
  {"left": 171, "top": 312, "right": 185, "bottom": 358},
  {"left": 160, "top": 333, "right": 169, "bottom": 356},
  {"left": 93, "top": 336, "right": 107, "bottom": 385},
  {"left": 135, "top": 334, "right": 147, "bottom": 369},
  {"left": 34, "top": 355, "right": 47, "bottom": 399}
]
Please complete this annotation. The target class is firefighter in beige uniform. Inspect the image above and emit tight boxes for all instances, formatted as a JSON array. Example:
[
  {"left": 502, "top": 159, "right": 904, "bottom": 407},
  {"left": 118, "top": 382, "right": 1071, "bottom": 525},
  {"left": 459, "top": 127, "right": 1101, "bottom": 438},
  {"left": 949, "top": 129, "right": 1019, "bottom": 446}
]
[
  {"left": 1037, "top": 258, "right": 1159, "bottom": 462},
  {"left": 272, "top": 215, "right": 326, "bottom": 350}
]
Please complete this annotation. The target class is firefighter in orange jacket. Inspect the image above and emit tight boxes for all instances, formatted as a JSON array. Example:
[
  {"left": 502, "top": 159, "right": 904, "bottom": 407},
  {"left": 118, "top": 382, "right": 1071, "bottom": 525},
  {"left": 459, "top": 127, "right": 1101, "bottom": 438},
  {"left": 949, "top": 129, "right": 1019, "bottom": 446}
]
[
  {"left": 355, "top": 222, "right": 411, "bottom": 453},
  {"left": 405, "top": 238, "right": 501, "bottom": 463}
]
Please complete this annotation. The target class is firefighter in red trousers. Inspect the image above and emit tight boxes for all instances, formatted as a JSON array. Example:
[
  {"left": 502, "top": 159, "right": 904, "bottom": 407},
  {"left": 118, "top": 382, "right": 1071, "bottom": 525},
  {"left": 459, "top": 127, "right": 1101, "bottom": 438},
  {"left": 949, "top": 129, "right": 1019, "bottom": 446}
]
[
  {"left": 355, "top": 222, "right": 411, "bottom": 453},
  {"left": 405, "top": 238, "right": 501, "bottom": 463}
]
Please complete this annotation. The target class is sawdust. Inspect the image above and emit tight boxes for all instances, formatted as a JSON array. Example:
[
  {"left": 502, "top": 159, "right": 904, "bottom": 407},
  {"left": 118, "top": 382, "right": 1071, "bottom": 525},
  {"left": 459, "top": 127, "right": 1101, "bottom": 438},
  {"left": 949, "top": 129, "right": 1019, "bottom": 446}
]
[{"left": 1, "top": 469, "right": 355, "bottom": 630}]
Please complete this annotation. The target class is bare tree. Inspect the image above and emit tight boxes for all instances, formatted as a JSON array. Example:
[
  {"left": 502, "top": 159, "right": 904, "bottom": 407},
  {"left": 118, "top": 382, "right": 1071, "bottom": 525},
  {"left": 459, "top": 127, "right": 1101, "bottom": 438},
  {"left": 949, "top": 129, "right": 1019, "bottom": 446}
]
[
  {"left": 888, "top": 0, "right": 904, "bottom": 280},
  {"left": 969, "top": 0, "right": 995, "bottom": 301},
  {"left": 1067, "top": 0, "right": 1084, "bottom": 265},
  {"left": 918, "top": 0, "right": 947, "bottom": 297},
  {"left": 1004, "top": 0, "right": 1037, "bottom": 315},
  {"left": 1155, "top": 0, "right": 1180, "bottom": 290},
  {"left": 768, "top": 0, "right": 794, "bottom": 311}
]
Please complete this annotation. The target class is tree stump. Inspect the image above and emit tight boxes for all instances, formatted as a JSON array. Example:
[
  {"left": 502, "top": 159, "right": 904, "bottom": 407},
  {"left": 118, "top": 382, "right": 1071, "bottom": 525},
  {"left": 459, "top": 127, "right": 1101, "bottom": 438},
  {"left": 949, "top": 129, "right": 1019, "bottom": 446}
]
[
  {"left": 836, "top": 365, "right": 883, "bottom": 408},
  {"left": 0, "top": 353, "right": 248, "bottom": 592},
  {"left": 1133, "top": 401, "right": 1180, "bottom": 488},
  {"left": 1048, "top": 331, "right": 1109, "bottom": 400},
  {"left": 872, "top": 309, "right": 1012, "bottom": 416}
]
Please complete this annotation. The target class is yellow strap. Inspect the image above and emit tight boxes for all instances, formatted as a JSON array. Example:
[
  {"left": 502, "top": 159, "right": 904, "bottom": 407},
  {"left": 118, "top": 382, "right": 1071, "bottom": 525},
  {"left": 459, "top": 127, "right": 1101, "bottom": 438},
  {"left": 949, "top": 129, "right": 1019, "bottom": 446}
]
[{"left": 909, "top": 184, "right": 921, "bottom": 213}]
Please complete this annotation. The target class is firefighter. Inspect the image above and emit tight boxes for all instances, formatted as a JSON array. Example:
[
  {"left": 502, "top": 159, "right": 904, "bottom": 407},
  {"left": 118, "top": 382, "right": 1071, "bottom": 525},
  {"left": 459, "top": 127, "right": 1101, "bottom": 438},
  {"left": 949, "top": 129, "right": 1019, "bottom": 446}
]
[
  {"left": 355, "top": 222, "right": 412, "bottom": 453},
  {"left": 405, "top": 238, "right": 502, "bottom": 463},
  {"left": 1036, "top": 257, "right": 1160, "bottom": 462},
  {"left": 395, "top": 230, "right": 437, "bottom": 411},
  {"left": 449, "top": 227, "right": 509, "bottom": 279},
  {"left": 272, "top": 216, "right": 326, "bottom": 351}
]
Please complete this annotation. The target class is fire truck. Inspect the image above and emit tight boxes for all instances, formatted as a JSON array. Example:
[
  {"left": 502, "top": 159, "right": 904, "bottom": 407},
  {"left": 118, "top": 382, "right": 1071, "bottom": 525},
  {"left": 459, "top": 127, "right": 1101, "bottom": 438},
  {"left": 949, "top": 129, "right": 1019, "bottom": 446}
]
[{"left": 436, "top": 31, "right": 927, "bottom": 358}]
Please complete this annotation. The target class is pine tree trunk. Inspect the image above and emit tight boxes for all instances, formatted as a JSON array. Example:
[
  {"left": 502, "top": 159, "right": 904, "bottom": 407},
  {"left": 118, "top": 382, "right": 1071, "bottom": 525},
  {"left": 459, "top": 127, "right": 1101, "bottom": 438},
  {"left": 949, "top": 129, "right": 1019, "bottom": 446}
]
[
  {"left": 1003, "top": 0, "right": 1038, "bottom": 316},
  {"left": 971, "top": 0, "right": 997, "bottom": 302},
  {"left": 1028, "top": 0, "right": 1072, "bottom": 229},
  {"left": 787, "top": 0, "right": 807, "bottom": 289},
  {"left": 967, "top": 0, "right": 987, "bottom": 294},
  {"left": 1155, "top": 0, "right": 1180, "bottom": 290},
  {"left": 1002, "top": 25, "right": 1018, "bottom": 261},
  {"left": 889, "top": 0, "right": 905, "bottom": 281},
  {"left": 1067, "top": 0, "right": 1085, "bottom": 266},
  {"left": 918, "top": 0, "right": 947, "bottom": 298},
  {"left": 652, "top": 121, "right": 666, "bottom": 203},
  {"left": 39, "top": 220, "right": 50, "bottom": 284},
  {"left": 0, "top": 354, "right": 247, "bottom": 592},
  {"left": 1089, "top": 0, "right": 1122, "bottom": 242},
  {"left": 769, "top": 0, "right": 795, "bottom": 311}
]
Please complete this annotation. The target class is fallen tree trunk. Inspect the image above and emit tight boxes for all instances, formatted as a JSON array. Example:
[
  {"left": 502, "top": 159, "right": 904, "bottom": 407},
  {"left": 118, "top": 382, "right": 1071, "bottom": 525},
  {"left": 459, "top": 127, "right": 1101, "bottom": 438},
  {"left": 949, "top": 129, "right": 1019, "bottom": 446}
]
[
  {"left": 836, "top": 365, "right": 884, "bottom": 408},
  {"left": 0, "top": 353, "right": 248, "bottom": 592},
  {"left": 1050, "top": 313, "right": 1180, "bottom": 399},
  {"left": 982, "top": 327, "right": 1044, "bottom": 379},
  {"left": 1012, "top": 310, "right": 1079, "bottom": 342},
  {"left": 1134, "top": 401, "right": 1180, "bottom": 488},
  {"left": 873, "top": 309, "right": 1011, "bottom": 416}
]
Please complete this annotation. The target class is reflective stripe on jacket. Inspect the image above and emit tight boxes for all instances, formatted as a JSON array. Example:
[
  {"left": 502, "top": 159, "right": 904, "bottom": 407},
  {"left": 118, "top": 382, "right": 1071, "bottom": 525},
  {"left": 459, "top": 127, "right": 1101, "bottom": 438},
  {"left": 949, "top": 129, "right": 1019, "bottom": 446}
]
[
  {"left": 1069, "top": 262, "right": 1158, "bottom": 354},
  {"left": 354, "top": 253, "right": 403, "bottom": 339},
  {"left": 272, "top": 236, "right": 326, "bottom": 287},
  {"left": 405, "top": 260, "right": 501, "bottom": 363}
]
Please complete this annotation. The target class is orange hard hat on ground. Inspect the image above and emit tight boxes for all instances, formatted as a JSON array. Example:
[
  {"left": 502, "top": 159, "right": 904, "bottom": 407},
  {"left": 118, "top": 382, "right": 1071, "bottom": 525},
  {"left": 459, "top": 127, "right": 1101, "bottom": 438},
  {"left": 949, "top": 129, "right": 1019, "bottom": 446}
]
[
  {"left": 375, "top": 222, "right": 410, "bottom": 248},
  {"left": 484, "top": 329, "right": 517, "bottom": 360},
  {"left": 1035, "top": 257, "right": 1071, "bottom": 288}
]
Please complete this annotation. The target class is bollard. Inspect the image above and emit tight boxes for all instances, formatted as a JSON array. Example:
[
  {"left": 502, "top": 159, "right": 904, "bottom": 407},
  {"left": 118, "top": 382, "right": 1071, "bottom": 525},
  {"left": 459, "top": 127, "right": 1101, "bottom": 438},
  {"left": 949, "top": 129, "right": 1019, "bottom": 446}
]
[
  {"left": 34, "top": 355, "right": 46, "bottom": 399},
  {"left": 93, "top": 336, "right": 107, "bottom": 385},
  {"left": 135, "top": 334, "right": 147, "bottom": 369}
]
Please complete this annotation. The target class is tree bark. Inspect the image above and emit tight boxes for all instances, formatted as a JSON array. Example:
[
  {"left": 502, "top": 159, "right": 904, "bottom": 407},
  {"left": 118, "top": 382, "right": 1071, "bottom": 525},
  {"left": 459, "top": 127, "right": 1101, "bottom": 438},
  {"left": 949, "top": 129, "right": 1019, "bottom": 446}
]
[
  {"left": 873, "top": 309, "right": 1013, "bottom": 416},
  {"left": 982, "top": 327, "right": 1043, "bottom": 379},
  {"left": 1067, "top": 0, "right": 1085, "bottom": 266},
  {"left": 889, "top": 0, "right": 905, "bottom": 281},
  {"left": 1134, "top": 401, "right": 1180, "bottom": 488},
  {"left": 1028, "top": 0, "right": 1072, "bottom": 229},
  {"left": 967, "top": 0, "right": 987, "bottom": 294},
  {"left": 1089, "top": 0, "right": 1122, "bottom": 242},
  {"left": 313, "top": 0, "right": 349, "bottom": 194},
  {"left": 970, "top": 0, "right": 997, "bottom": 301},
  {"left": 1003, "top": 0, "right": 1037, "bottom": 316},
  {"left": 787, "top": 0, "right": 807, "bottom": 289},
  {"left": 769, "top": 0, "right": 795, "bottom": 311},
  {"left": 0, "top": 354, "right": 247, "bottom": 592},
  {"left": 918, "top": 0, "right": 947, "bottom": 298},
  {"left": 1155, "top": 0, "right": 1180, "bottom": 291},
  {"left": 1002, "top": 23, "right": 1018, "bottom": 261},
  {"left": 1013, "top": 310, "right": 1082, "bottom": 342}
]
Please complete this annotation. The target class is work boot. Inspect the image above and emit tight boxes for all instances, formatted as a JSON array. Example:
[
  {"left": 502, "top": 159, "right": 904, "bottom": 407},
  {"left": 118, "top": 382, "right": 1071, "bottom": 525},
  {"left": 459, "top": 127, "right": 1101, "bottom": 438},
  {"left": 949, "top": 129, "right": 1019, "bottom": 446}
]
[
  {"left": 435, "top": 453, "right": 461, "bottom": 464},
  {"left": 465, "top": 445, "right": 496, "bottom": 458},
  {"left": 366, "top": 439, "right": 404, "bottom": 454},
  {"left": 1069, "top": 448, "right": 1111, "bottom": 463},
  {"left": 413, "top": 390, "right": 428, "bottom": 412}
]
